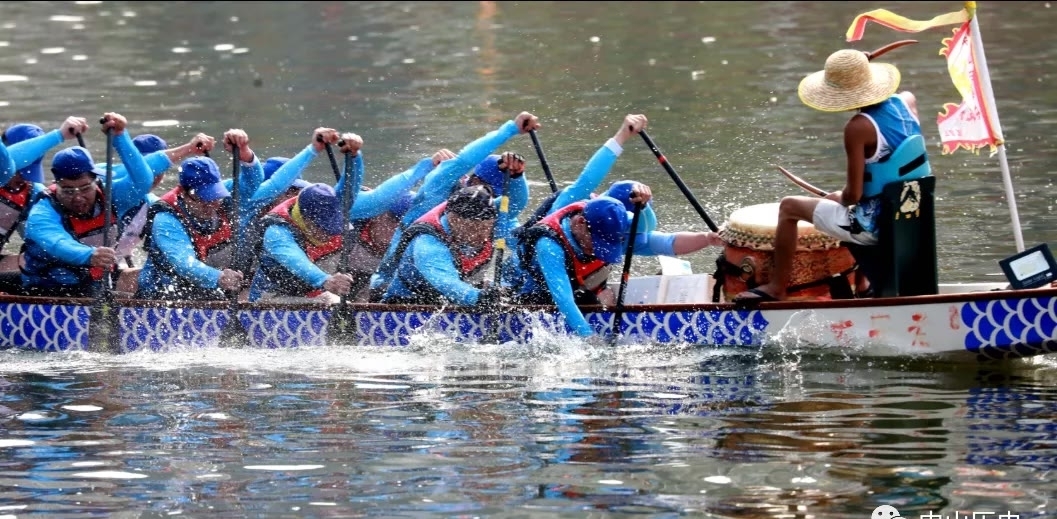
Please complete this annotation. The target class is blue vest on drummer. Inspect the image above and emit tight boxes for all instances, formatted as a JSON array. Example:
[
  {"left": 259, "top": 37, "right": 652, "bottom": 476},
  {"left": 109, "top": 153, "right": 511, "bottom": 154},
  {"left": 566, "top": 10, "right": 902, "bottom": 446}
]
[{"left": 853, "top": 95, "right": 930, "bottom": 235}]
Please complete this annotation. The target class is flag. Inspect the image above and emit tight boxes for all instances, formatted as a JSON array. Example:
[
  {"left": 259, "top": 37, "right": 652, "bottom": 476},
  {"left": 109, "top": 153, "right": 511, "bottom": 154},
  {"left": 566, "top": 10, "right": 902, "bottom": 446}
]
[
  {"left": 846, "top": 8, "right": 968, "bottom": 42},
  {"left": 844, "top": 4, "right": 1001, "bottom": 156},
  {"left": 936, "top": 21, "right": 1002, "bottom": 155}
]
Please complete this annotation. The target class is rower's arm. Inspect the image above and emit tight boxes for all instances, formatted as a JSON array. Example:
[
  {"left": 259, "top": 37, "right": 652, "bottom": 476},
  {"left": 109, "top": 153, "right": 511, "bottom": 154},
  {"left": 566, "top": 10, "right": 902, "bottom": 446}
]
[
  {"left": 349, "top": 155, "right": 432, "bottom": 220},
  {"left": 536, "top": 237, "right": 594, "bottom": 337},
  {"left": 24, "top": 200, "right": 95, "bottom": 266},
  {"left": 411, "top": 234, "right": 480, "bottom": 306},
  {"left": 150, "top": 212, "right": 223, "bottom": 289},
  {"left": 5, "top": 129, "right": 63, "bottom": 181},
  {"left": 109, "top": 131, "right": 156, "bottom": 216},
  {"left": 261, "top": 225, "right": 330, "bottom": 289},
  {"left": 552, "top": 138, "right": 624, "bottom": 210},
  {"left": 0, "top": 142, "right": 12, "bottom": 183},
  {"left": 236, "top": 155, "right": 264, "bottom": 208},
  {"left": 410, "top": 120, "right": 520, "bottom": 225},
  {"left": 250, "top": 144, "right": 316, "bottom": 209},
  {"left": 492, "top": 175, "right": 529, "bottom": 242},
  {"left": 97, "top": 149, "right": 172, "bottom": 185}
]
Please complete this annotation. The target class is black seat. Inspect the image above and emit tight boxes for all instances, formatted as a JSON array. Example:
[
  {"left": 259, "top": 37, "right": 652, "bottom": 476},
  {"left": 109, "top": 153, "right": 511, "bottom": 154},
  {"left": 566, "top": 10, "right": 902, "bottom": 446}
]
[{"left": 843, "top": 176, "right": 938, "bottom": 298}]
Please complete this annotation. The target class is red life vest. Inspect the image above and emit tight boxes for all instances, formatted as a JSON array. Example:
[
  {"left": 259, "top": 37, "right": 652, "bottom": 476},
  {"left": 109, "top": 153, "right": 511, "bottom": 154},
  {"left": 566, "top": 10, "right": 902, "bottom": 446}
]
[
  {"left": 411, "top": 202, "right": 493, "bottom": 277},
  {"left": 0, "top": 182, "right": 32, "bottom": 244},
  {"left": 530, "top": 201, "right": 610, "bottom": 293},
  {"left": 154, "top": 187, "right": 233, "bottom": 264},
  {"left": 44, "top": 183, "right": 119, "bottom": 280}
]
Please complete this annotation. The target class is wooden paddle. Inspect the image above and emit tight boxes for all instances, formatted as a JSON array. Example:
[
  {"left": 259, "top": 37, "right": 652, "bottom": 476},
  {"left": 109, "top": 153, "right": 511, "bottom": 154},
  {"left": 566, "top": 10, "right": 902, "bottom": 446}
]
[
  {"left": 610, "top": 202, "right": 643, "bottom": 345},
  {"left": 219, "top": 139, "right": 246, "bottom": 346},
  {"left": 100, "top": 123, "right": 115, "bottom": 299},
  {"left": 321, "top": 135, "right": 342, "bottom": 183},
  {"left": 638, "top": 131, "right": 719, "bottom": 233},
  {"left": 528, "top": 129, "right": 558, "bottom": 193},
  {"left": 331, "top": 142, "right": 362, "bottom": 341},
  {"left": 484, "top": 165, "right": 513, "bottom": 344},
  {"left": 89, "top": 122, "right": 116, "bottom": 353}
]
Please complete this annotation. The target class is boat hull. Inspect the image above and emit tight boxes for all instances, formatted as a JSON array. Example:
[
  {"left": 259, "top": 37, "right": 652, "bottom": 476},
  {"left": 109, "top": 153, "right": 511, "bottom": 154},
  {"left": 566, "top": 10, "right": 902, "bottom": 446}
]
[{"left": 3, "top": 288, "right": 1057, "bottom": 362}]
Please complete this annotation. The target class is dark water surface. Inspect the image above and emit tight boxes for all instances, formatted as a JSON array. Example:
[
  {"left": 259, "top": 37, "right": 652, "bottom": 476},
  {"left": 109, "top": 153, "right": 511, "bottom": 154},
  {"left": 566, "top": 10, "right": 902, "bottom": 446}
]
[{"left": 2, "top": 1, "right": 1056, "bottom": 517}]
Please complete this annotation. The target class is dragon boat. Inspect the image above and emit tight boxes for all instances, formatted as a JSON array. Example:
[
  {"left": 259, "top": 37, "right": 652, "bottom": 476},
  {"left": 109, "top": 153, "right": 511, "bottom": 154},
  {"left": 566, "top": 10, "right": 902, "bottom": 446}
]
[
  {"left": 0, "top": 281, "right": 1054, "bottom": 362},
  {"left": 3, "top": 172, "right": 1054, "bottom": 363}
]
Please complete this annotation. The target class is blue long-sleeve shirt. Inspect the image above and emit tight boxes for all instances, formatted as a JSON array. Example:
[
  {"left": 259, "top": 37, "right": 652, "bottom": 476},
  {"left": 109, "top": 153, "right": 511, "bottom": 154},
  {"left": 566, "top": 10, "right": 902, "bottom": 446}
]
[
  {"left": 514, "top": 138, "right": 655, "bottom": 249},
  {"left": 220, "top": 146, "right": 317, "bottom": 235},
  {"left": 1, "top": 130, "right": 63, "bottom": 186},
  {"left": 337, "top": 154, "right": 432, "bottom": 220},
  {"left": 0, "top": 141, "right": 12, "bottom": 180},
  {"left": 371, "top": 119, "right": 523, "bottom": 292},
  {"left": 137, "top": 210, "right": 224, "bottom": 292},
  {"left": 90, "top": 131, "right": 156, "bottom": 218},
  {"left": 382, "top": 214, "right": 485, "bottom": 306},
  {"left": 503, "top": 212, "right": 659, "bottom": 337},
  {"left": 21, "top": 131, "right": 156, "bottom": 288},
  {"left": 247, "top": 225, "right": 331, "bottom": 301}
]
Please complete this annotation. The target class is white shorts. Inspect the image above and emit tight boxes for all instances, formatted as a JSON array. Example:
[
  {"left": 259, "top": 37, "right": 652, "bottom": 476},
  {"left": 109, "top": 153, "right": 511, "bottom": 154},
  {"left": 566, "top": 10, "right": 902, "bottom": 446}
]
[{"left": 812, "top": 199, "right": 878, "bottom": 246}]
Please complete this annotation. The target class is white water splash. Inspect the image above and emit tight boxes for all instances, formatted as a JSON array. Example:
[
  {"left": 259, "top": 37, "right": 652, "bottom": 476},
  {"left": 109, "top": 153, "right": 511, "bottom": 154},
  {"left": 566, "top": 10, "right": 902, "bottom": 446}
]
[
  {"left": 73, "top": 470, "right": 148, "bottom": 479},
  {"left": 244, "top": 465, "right": 324, "bottom": 471}
]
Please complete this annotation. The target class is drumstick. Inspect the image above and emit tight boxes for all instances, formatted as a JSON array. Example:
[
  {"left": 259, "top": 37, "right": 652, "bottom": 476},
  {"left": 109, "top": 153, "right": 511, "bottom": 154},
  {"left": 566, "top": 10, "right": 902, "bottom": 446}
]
[
  {"left": 776, "top": 166, "right": 828, "bottom": 197},
  {"left": 865, "top": 39, "right": 918, "bottom": 61}
]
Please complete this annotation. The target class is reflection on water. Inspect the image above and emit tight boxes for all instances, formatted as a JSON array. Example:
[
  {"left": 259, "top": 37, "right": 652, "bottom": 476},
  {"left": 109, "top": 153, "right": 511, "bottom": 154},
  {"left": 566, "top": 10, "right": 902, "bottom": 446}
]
[{"left": 2, "top": 0, "right": 1057, "bottom": 517}]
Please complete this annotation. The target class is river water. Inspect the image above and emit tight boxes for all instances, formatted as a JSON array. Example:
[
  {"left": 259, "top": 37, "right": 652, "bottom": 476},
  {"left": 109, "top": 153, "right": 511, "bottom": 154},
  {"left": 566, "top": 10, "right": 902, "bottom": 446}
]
[{"left": 1, "top": 1, "right": 1055, "bottom": 517}]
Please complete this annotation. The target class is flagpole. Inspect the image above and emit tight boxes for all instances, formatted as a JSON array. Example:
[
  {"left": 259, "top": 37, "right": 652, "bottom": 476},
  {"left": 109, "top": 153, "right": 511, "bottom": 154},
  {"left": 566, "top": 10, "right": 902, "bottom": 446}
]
[{"left": 966, "top": 1, "right": 1025, "bottom": 252}]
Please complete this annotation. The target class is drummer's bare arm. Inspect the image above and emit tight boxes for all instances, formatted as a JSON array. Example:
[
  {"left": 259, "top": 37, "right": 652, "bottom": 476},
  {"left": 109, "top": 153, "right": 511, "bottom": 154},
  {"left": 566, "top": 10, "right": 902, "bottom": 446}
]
[
  {"left": 898, "top": 91, "right": 919, "bottom": 120},
  {"left": 840, "top": 115, "right": 874, "bottom": 206}
]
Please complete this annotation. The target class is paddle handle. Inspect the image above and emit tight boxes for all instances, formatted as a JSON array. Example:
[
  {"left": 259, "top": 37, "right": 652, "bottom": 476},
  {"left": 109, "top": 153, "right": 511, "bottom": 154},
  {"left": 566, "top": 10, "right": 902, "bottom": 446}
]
[
  {"left": 492, "top": 168, "right": 513, "bottom": 286},
  {"left": 338, "top": 149, "right": 361, "bottom": 309},
  {"left": 228, "top": 139, "right": 245, "bottom": 282},
  {"left": 611, "top": 202, "right": 643, "bottom": 343},
  {"left": 101, "top": 126, "right": 114, "bottom": 294},
  {"left": 75, "top": 133, "right": 86, "bottom": 148},
  {"left": 321, "top": 136, "right": 341, "bottom": 183},
  {"left": 528, "top": 129, "right": 558, "bottom": 193},
  {"left": 102, "top": 129, "right": 114, "bottom": 248},
  {"left": 639, "top": 131, "right": 719, "bottom": 233}
]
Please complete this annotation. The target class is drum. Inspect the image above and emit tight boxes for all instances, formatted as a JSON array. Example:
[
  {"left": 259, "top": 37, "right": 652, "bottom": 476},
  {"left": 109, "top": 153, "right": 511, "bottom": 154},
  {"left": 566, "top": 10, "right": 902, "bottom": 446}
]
[{"left": 716, "top": 203, "right": 857, "bottom": 301}]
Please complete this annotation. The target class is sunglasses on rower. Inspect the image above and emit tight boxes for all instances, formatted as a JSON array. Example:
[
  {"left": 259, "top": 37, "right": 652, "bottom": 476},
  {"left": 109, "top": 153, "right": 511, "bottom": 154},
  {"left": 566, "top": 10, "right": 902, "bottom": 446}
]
[{"left": 56, "top": 182, "right": 96, "bottom": 198}]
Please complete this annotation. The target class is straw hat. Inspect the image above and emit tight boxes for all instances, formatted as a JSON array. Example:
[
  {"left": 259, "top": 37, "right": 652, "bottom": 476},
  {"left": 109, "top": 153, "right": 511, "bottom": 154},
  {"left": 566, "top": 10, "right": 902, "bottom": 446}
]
[{"left": 798, "top": 49, "right": 901, "bottom": 112}]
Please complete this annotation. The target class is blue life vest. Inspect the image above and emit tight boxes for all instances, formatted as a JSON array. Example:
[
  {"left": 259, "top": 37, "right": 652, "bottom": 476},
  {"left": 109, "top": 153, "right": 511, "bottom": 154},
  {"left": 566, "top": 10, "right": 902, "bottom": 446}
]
[{"left": 862, "top": 134, "right": 931, "bottom": 198}]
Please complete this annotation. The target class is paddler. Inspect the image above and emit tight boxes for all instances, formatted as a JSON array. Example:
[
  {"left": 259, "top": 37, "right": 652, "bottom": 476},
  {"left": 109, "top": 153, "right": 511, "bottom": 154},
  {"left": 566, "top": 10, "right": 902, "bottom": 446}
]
[
  {"left": 503, "top": 195, "right": 631, "bottom": 337},
  {"left": 248, "top": 183, "right": 353, "bottom": 303},
  {"left": 21, "top": 113, "right": 155, "bottom": 298},
  {"left": 379, "top": 185, "right": 505, "bottom": 309},
  {"left": 368, "top": 110, "right": 541, "bottom": 300},
  {"left": 0, "top": 116, "right": 90, "bottom": 293}
]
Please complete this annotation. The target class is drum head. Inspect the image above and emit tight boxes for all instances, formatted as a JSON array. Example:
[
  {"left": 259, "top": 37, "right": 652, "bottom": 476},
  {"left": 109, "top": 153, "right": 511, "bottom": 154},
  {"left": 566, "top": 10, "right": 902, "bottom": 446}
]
[{"left": 719, "top": 202, "right": 843, "bottom": 251}]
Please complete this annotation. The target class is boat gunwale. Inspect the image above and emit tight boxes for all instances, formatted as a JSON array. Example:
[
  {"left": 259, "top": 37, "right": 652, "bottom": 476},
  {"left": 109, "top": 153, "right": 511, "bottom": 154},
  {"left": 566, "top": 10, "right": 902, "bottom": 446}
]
[{"left": 1, "top": 286, "right": 1053, "bottom": 313}]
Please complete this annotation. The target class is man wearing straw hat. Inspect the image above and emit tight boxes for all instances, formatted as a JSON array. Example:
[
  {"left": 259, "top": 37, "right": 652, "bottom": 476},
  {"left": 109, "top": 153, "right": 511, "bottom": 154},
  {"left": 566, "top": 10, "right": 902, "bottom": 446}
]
[{"left": 733, "top": 48, "right": 929, "bottom": 304}]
